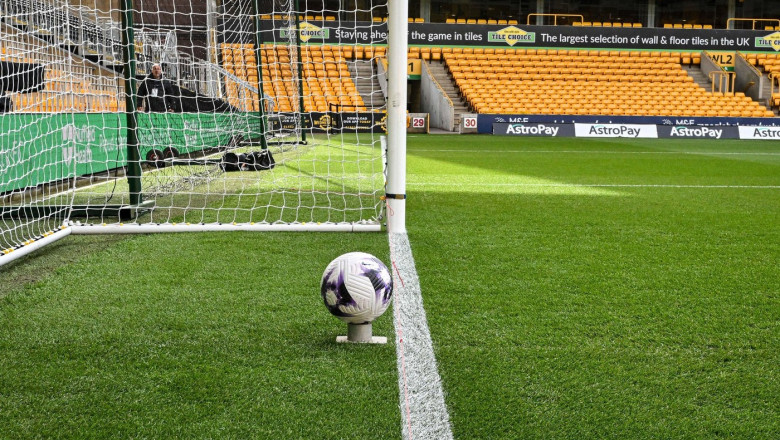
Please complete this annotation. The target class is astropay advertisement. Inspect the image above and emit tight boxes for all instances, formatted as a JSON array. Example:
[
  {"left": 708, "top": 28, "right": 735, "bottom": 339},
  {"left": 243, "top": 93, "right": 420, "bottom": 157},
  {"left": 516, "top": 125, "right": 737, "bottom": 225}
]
[
  {"left": 738, "top": 125, "right": 780, "bottom": 140},
  {"left": 574, "top": 123, "right": 658, "bottom": 138}
]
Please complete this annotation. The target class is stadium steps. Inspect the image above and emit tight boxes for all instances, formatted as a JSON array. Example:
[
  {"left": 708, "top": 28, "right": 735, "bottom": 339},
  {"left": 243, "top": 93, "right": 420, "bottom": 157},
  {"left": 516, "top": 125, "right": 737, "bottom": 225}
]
[
  {"left": 348, "top": 60, "right": 385, "bottom": 109},
  {"left": 686, "top": 65, "right": 778, "bottom": 115},
  {"left": 683, "top": 65, "right": 712, "bottom": 90},
  {"left": 426, "top": 60, "right": 470, "bottom": 128}
]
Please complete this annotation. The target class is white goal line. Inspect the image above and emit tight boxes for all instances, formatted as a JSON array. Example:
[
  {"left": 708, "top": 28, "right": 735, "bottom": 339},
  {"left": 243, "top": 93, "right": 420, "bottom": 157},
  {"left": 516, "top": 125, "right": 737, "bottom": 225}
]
[
  {"left": 389, "top": 232, "right": 453, "bottom": 440},
  {"left": 410, "top": 149, "right": 780, "bottom": 156},
  {"left": 409, "top": 182, "right": 780, "bottom": 189}
]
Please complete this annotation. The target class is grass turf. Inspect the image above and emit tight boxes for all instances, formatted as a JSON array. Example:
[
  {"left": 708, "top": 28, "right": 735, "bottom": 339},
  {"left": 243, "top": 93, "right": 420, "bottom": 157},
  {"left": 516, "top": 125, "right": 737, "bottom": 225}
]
[
  {"left": 2, "top": 135, "right": 779, "bottom": 438},
  {"left": 406, "top": 136, "right": 779, "bottom": 439},
  {"left": 0, "top": 232, "right": 399, "bottom": 438}
]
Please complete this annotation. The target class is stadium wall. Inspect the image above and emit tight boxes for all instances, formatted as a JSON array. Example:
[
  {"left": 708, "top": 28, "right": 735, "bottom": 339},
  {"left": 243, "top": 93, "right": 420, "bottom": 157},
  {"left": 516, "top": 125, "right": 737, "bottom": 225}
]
[
  {"left": 479, "top": 114, "right": 780, "bottom": 134},
  {"left": 734, "top": 55, "right": 765, "bottom": 102},
  {"left": 0, "top": 113, "right": 258, "bottom": 194},
  {"left": 420, "top": 62, "right": 455, "bottom": 131},
  {"left": 493, "top": 122, "right": 780, "bottom": 139}
]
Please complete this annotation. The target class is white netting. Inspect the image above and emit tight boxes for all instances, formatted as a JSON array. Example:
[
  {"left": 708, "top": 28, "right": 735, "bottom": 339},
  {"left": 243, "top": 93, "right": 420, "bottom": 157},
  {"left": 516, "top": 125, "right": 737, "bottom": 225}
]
[{"left": 1, "top": 0, "right": 391, "bottom": 259}]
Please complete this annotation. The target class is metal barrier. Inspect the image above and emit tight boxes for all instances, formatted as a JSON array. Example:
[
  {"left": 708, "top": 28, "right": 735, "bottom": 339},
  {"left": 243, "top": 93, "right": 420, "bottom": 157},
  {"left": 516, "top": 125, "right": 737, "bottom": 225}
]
[
  {"left": 709, "top": 71, "right": 736, "bottom": 94},
  {"left": 726, "top": 18, "right": 780, "bottom": 30},
  {"left": 769, "top": 73, "right": 780, "bottom": 109},
  {"left": 527, "top": 13, "right": 584, "bottom": 26}
]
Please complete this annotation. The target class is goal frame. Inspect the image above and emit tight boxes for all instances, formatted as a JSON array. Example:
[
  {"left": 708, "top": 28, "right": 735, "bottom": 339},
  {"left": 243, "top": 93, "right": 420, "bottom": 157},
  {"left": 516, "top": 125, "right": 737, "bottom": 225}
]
[{"left": 0, "top": 0, "right": 407, "bottom": 267}]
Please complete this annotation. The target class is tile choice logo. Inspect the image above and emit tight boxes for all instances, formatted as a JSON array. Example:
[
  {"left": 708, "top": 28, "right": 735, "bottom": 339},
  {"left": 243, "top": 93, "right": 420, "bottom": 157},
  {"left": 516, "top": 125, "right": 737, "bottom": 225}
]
[
  {"left": 280, "top": 22, "right": 329, "bottom": 42},
  {"left": 488, "top": 26, "right": 535, "bottom": 46},
  {"left": 756, "top": 31, "right": 780, "bottom": 51}
]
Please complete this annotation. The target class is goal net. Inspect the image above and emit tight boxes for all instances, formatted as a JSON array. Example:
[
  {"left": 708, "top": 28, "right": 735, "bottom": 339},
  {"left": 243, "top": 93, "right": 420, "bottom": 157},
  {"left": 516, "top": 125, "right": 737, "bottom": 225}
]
[{"left": 1, "top": 0, "right": 397, "bottom": 265}]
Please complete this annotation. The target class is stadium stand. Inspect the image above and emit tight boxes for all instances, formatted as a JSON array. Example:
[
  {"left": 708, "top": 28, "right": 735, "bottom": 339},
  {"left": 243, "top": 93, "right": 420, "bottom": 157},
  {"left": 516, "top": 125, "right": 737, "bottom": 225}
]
[
  {"left": 220, "top": 43, "right": 373, "bottom": 113},
  {"left": 1, "top": 24, "right": 123, "bottom": 113},
  {"left": 442, "top": 49, "right": 774, "bottom": 117},
  {"left": 2, "top": 0, "right": 777, "bottom": 120}
]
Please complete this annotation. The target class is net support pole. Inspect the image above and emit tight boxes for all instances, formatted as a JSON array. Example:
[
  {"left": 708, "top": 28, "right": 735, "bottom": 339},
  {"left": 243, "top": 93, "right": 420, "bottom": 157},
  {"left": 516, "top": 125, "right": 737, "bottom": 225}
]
[
  {"left": 251, "top": 0, "right": 269, "bottom": 150},
  {"left": 120, "top": 0, "right": 142, "bottom": 205},
  {"left": 293, "top": 0, "right": 307, "bottom": 142},
  {"left": 385, "top": 0, "right": 408, "bottom": 233}
]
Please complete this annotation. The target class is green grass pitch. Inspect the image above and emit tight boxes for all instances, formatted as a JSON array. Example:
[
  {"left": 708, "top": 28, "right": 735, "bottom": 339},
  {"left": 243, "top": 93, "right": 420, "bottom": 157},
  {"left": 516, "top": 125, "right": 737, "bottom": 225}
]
[{"left": 1, "top": 135, "right": 779, "bottom": 438}]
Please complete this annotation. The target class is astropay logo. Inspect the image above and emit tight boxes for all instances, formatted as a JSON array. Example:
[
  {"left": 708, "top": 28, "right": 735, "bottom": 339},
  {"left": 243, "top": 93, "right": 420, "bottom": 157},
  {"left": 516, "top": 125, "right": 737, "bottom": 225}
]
[
  {"left": 753, "top": 127, "right": 780, "bottom": 138},
  {"left": 589, "top": 124, "right": 640, "bottom": 137},
  {"left": 506, "top": 123, "right": 559, "bottom": 136},
  {"left": 575, "top": 123, "right": 657, "bottom": 138},
  {"left": 670, "top": 126, "right": 723, "bottom": 139}
]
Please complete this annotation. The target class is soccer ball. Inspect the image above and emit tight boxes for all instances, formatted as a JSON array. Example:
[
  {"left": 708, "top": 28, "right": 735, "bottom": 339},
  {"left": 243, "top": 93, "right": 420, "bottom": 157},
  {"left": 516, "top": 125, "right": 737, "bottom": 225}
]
[{"left": 321, "top": 252, "right": 393, "bottom": 324}]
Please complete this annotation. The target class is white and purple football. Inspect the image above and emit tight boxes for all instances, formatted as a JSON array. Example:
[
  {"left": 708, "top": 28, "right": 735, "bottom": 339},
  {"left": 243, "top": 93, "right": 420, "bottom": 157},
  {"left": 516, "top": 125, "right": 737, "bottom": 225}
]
[{"left": 321, "top": 252, "right": 393, "bottom": 324}]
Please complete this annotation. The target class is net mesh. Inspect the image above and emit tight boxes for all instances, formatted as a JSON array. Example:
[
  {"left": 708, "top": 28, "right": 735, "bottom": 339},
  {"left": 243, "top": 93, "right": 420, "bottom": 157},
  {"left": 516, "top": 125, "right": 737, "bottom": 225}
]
[{"left": 1, "top": 0, "right": 390, "bottom": 255}]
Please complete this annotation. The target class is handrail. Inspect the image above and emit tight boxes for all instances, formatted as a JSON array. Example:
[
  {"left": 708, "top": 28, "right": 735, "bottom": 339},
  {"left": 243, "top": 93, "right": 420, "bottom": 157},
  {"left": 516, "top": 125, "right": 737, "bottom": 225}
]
[
  {"left": 527, "top": 13, "right": 584, "bottom": 26},
  {"left": 769, "top": 73, "right": 780, "bottom": 96},
  {"left": 709, "top": 71, "right": 735, "bottom": 94},
  {"left": 726, "top": 18, "right": 780, "bottom": 30}
]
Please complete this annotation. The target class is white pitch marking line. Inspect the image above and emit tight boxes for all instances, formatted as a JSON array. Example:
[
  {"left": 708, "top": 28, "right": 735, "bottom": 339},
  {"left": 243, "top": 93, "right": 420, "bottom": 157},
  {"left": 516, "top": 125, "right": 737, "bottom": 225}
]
[
  {"left": 409, "top": 183, "right": 780, "bottom": 189},
  {"left": 39, "top": 179, "right": 118, "bottom": 203},
  {"left": 410, "top": 149, "right": 780, "bottom": 156},
  {"left": 40, "top": 163, "right": 182, "bottom": 203},
  {"left": 389, "top": 232, "right": 453, "bottom": 440}
]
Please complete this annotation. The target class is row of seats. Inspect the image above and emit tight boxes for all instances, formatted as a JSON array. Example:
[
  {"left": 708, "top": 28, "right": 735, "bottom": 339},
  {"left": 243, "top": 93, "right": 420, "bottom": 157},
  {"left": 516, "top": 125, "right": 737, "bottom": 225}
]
[
  {"left": 410, "top": 47, "right": 699, "bottom": 65},
  {"left": 219, "top": 42, "right": 386, "bottom": 61},
  {"left": 10, "top": 90, "right": 121, "bottom": 113},
  {"left": 464, "top": 82, "right": 772, "bottom": 117},
  {"left": 574, "top": 22, "right": 643, "bottom": 28},
  {"left": 445, "top": 50, "right": 773, "bottom": 117},
  {"left": 663, "top": 23, "right": 714, "bottom": 29},
  {"left": 746, "top": 52, "right": 780, "bottom": 75},
  {"left": 259, "top": 14, "right": 337, "bottom": 21},
  {"left": 445, "top": 18, "right": 519, "bottom": 25},
  {"left": 441, "top": 48, "right": 702, "bottom": 66},
  {"left": 2, "top": 46, "right": 122, "bottom": 113},
  {"left": 758, "top": 58, "right": 780, "bottom": 75}
]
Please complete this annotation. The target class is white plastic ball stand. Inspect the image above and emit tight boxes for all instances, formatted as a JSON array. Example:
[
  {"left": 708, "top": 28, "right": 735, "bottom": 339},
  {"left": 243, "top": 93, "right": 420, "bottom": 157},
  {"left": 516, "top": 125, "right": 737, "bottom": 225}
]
[{"left": 337, "top": 323, "right": 387, "bottom": 344}]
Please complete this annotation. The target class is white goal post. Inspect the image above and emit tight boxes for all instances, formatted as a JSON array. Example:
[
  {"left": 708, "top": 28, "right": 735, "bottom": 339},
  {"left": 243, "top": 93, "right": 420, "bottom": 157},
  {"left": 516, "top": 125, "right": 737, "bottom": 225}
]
[{"left": 0, "top": 0, "right": 407, "bottom": 267}]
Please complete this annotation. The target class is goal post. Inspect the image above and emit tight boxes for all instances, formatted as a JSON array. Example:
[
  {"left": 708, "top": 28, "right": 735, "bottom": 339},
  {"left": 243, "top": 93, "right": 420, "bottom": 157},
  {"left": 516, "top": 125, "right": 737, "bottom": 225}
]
[
  {"left": 385, "top": 0, "right": 408, "bottom": 234},
  {"left": 0, "top": 0, "right": 407, "bottom": 266}
]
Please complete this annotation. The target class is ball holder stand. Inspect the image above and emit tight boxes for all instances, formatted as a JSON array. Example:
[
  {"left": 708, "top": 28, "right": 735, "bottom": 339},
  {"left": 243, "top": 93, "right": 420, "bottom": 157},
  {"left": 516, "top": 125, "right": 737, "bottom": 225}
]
[{"left": 337, "top": 323, "right": 387, "bottom": 344}]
